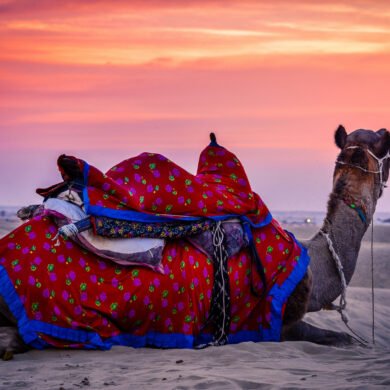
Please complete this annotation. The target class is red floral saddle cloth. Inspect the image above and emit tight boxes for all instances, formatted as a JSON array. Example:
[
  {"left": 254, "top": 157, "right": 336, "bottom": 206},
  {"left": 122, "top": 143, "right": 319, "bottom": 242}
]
[{"left": 0, "top": 138, "right": 310, "bottom": 349}]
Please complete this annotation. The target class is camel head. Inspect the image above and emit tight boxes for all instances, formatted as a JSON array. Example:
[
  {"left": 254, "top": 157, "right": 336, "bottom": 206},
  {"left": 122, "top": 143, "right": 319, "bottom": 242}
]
[{"left": 333, "top": 125, "right": 390, "bottom": 201}]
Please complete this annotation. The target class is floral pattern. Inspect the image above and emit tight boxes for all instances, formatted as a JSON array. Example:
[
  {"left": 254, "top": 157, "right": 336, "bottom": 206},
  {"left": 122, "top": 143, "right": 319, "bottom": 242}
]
[
  {"left": 0, "top": 215, "right": 307, "bottom": 349},
  {"left": 93, "top": 218, "right": 213, "bottom": 239},
  {"left": 0, "top": 141, "right": 309, "bottom": 349},
  {"left": 81, "top": 144, "right": 270, "bottom": 225}
]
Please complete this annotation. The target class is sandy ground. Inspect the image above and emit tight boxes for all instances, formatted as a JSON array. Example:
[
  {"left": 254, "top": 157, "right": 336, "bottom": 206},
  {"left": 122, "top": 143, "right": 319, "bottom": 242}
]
[{"left": 0, "top": 219, "right": 389, "bottom": 389}]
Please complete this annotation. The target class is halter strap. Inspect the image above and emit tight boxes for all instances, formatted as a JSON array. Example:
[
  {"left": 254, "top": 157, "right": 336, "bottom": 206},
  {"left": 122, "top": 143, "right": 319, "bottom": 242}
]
[
  {"left": 366, "top": 148, "right": 390, "bottom": 191},
  {"left": 337, "top": 146, "right": 390, "bottom": 192}
]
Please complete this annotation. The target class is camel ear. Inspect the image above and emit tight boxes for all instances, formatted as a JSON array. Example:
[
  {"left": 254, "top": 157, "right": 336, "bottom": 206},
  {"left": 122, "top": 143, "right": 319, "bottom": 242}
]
[
  {"left": 335, "top": 125, "right": 347, "bottom": 149},
  {"left": 378, "top": 129, "right": 390, "bottom": 156}
]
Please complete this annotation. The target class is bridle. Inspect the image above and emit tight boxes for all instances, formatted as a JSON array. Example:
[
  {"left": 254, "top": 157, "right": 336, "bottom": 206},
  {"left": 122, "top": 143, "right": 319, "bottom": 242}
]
[{"left": 336, "top": 145, "right": 390, "bottom": 194}]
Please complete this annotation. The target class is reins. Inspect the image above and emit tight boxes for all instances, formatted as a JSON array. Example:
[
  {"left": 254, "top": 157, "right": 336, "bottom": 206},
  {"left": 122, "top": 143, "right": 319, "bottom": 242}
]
[{"left": 370, "top": 218, "right": 375, "bottom": 345}]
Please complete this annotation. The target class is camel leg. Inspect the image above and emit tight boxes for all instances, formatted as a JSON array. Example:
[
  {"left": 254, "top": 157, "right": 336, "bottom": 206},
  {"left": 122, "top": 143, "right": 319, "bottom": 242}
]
[
  {"left": 283, "top": 270, "right": 312, "bottom": 328},
  {"left": 282, "top": 320, "right": 354, "bottom": 346},
  {"left": 0, "top": 327, "right": 28, "bottom": 359},
  {"left": 0, "top": 296, "right": 28, "bottom": 359},
  {"left": 0, "top": 296, "right": 17, "bottom": 327}
]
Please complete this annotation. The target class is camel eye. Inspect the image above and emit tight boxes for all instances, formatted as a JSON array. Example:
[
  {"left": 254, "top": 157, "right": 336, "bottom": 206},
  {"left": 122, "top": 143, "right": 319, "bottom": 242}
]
[
  {"left": 350, "top": 148, "right": 366, "bottom": 165},
  {"left": 337, "top": 147, "right": 369, "bottom": 171}
]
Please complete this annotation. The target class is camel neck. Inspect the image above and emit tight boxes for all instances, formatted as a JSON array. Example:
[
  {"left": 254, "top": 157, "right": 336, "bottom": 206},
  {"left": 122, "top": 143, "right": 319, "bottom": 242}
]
[
  {"left": 306, "top": 194, "right": 376, "bottom": 312},
  {"left": 323, "top": 200, "right": 370, "bottom": 281}
]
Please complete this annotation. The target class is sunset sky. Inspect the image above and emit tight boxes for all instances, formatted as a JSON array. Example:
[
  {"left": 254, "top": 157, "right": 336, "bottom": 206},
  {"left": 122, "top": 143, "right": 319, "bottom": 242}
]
[{"left": 0, "top": 0, "right": 389, "bottom": 213}]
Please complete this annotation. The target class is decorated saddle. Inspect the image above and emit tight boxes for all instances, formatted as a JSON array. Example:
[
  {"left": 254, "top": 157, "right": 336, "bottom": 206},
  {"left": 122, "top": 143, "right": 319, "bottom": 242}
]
[{"left": 0, "top": 135, "right": 310, "bottom": 350}]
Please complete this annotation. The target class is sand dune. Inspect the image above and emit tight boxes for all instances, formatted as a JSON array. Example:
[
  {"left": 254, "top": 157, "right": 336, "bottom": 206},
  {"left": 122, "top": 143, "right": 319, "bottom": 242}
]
[{"left": 0, "top": 220, "right": 389, "bottom": 389}]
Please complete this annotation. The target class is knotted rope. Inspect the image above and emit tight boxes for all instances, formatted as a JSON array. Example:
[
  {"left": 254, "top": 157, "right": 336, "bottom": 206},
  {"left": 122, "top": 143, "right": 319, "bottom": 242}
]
[
  {"left": 52, "top": 223, "right": 79, "bottom": 246},
  {"left": 199, "top": 221, "right": 231, "bottom": 347},
  {"left": 319, "top": 230, "right": 348, "bottom": 321}
]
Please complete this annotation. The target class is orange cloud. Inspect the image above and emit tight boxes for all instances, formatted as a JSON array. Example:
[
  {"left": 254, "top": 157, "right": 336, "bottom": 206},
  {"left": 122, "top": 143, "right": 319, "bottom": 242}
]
[
  {"left": 0, "top": 0, "right": 389, "bottom": 211},
  {"left": 1, "top": 0, "right": 389, "bottom": 65}
]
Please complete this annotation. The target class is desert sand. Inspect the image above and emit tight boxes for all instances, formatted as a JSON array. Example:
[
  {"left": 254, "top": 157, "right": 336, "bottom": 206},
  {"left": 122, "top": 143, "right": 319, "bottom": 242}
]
[{"left": 0, "top": 218, "right": 389, "bottom": 389}]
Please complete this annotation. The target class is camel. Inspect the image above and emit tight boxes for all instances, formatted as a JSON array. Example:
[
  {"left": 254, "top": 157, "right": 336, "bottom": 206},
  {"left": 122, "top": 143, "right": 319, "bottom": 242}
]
[
  {"left": 0, "top": 125, "right": 389, "bottom": 359},
  {"left": 283, "top": 125, "right": 390, "bottom": 343}
]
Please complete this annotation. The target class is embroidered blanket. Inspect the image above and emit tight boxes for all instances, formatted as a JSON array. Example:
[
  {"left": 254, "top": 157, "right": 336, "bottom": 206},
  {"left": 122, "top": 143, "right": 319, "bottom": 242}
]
[
  {"left": 0, "top": 216, "right": 309, "bottom": 349},
  {"left": 0, "top": 139, "right": 310, "bottom": 349}
]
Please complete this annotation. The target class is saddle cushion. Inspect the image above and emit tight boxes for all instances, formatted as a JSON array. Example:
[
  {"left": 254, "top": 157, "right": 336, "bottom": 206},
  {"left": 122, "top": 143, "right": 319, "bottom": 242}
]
[{"left": 42, "top": 198, "right": 165, "bottom": 272}]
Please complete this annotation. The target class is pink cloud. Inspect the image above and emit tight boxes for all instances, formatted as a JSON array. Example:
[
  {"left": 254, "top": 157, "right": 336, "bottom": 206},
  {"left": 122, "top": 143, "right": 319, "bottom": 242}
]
[{"left": 0, "top": 0, "right": 389, "bottom": 211}]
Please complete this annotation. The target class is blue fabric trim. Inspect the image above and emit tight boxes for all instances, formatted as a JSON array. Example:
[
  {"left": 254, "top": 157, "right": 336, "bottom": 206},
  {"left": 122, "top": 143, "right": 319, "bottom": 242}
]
[
  {"left": 86, "top": 205, "right": 273, "bottom": 229},
  {"left": 107, "top": 332, "right": 195, "bottom": 349},
  {"left": 0, "top": 265, "right": 40, "bottom": 347},
  {"left": 241, "top": 213, "right": 273, "bottom": 229},
  {"left": 82, "top": 162, "right": 90, "bottom": 204},
  {"left": 0, "top": 264, "right": 197, "bottom": 350},
  {"left": 74, "top": 217, "right": 92, "bottom": 232},
  {"left": 0, "top": 264, "right": 268, "bottom": 349},
  {"left": 259, "top": 235, "right": 310, "bottom": 341},
  {"left": 87, "top": 204, "right": 202, "bottom": 222},
  {"left": 0, "top": 265, "right": 112, "bottom": 350},
  {"left": 0, "top": 264, "right": 261, "bottom": 349}
]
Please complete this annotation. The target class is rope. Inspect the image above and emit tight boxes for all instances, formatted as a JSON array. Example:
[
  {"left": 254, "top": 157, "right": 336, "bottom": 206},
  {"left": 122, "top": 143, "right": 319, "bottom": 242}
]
[
  {"left": 371, "top": 200, "right": 376, "bottom": 345},
  {"left": 51, "top": 223, "right": 79, "bottom": 247},
  {"left": 59, "top": 223, "right": 79, "bottom": 237},
  {"left": 319, "top": 231, "right": 348, "bottom": 317},
  {"left": 319, "top": 230, "right": 368, "bottom": 345},
  {"left": 343, "top": 321, "right": 369, "bottom": 346},
  {"left": 336, "top": 160, "right": 381, "bottom": 175},
  {"left": 367, "top": 149, "right": 390, "bottom": 192},
  {"left": 200, "top": 221, "right": 231, "bottom": 347}
]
